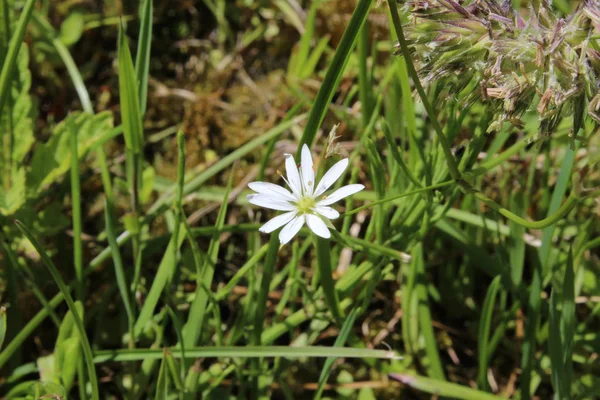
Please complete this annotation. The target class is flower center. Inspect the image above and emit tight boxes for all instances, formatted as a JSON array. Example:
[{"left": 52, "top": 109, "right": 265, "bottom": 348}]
[{"left": 296, "top": 196, "right": 316, "bottom": 214}]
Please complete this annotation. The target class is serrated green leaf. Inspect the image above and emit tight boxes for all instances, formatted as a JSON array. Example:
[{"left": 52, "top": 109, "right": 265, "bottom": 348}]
[{"left": 27, "top": 111, "right": 113, "bottom": 194}]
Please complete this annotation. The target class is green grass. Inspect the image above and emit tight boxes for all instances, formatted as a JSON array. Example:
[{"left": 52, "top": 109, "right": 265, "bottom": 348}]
[{"left": 0, "top": 0, "right": 599, "bottom": 399}]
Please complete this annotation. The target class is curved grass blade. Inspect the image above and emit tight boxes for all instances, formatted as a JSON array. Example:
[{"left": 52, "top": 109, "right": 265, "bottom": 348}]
[{"left": 14, "top": 220, "right": 100, "bottom": 400}]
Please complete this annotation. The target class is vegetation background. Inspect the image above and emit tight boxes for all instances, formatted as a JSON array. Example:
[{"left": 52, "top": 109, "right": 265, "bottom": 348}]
[{"left": 0, "top": 0, "right": 599, "bottom": 399}]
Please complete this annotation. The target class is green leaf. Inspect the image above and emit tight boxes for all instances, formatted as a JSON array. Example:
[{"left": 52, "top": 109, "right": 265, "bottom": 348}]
[
  {"left": 118, "top": 21, "right": 143, "bottom": 153},
  {"left": 0, "top": 0, "right": 36, "bottom": 116},
  {"left": 477, "top": 275, "right": 502, "bottom": 389},
  {"left": 57, "top": 336, "right": 81, "bottom": 392},
  {"left": 1, "top": 42, "right": 35, "bottom": 168},
  {"left": 27, "top": 112, "right": 114, "bottom": 195},
  {"left": 0, "top": 167, "right": 25, "bottom": 215},
  {"left": 15, "top": 220, "right": 100, "bottom": 400},
  {"left": 135, "top": 0, "right": 153, "bottom": 115},
  {"left": 55, "top": 301, "right": 83, "bottom": 349},
  {"left": 37, "top": 353, "right": 59, "bottom": 384},
  {"left": 390, "top": 373, "right": 504, "bottom": 400},
  {"left": 314, "top": 235, "right": 344, "bottom": 324},
  {"left": 181, "top": 168, "right": 234, "bottom": 348},
  {"left": 140, "top": 165, "right": 155, "bottom": 204},
  {"left": 58, "top": 11, "right": 84, "bottom": 46},
  {"left": 297, "top": 0, "right": 373, "bottom": 152},
  {"left": 0, "top": 306, "right": 6, "bottom": 350},
  {"left": 156, "top": 350, "right": 171, "bottom": 399}
]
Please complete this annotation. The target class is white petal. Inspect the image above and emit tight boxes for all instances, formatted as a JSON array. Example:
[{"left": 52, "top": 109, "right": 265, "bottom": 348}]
[
  {"left": 248, "top": 194, "right": 296, "bottom": 211},
  {"left": 313, "top": 158, "right": 349, "bottom": 197},
  {"left": 316, "top": 184, "right": 364, "bottom": 206},
  {"left": 300, "top": 144, "right": 315, "bottom": 196},
  {"left": 306, "top": 214, "right": 331, "bottom": 239},
  {"left": 259, "top": 211, "right": 297, "bottom": 234},
  {"left": 279, "top": 214, "right": 305, "bottom": 245},
  {"left": 285, "top": 154, "right": 303, "bottom": 197},
  {"left": 248, "top": 181, "right": 296, "bottom": 201},
  {"left": 315, "top": 205, "right": 339, "bottom": 220}
]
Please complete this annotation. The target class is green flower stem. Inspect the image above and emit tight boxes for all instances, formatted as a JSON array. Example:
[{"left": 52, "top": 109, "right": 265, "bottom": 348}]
[
  {"left": 386, "top": 0, "right": 461, "bottom": 181},
  {"left": 343, "top": 179, "right": 455, "bottom": 216},
  {"left": 463, "top": 183, "right": 580, "bottom": 230},
  {"left": 314, "top": 235, "right": 344, "bottom": 324}
]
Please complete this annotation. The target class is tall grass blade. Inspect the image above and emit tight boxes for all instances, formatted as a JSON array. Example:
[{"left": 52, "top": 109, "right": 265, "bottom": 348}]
[
  {"left": 314, "top": 236, "right": 344, "bottom": 323},
  {"left": 135, "top": 0, "right": 153, "bottom": 115},
  {"left": 181, "top": 168, "right": 234, "bottom": 348},
  {"left": 14, "top": 220, "right": 100, "bottom": 400},
  {"left": 477, "top": 275, "right": 502, "bottom": 389},
  {"left": 104, "top": 198, "right": 135, "bottom": 338},
  {"left": 297, "top": 0, "right": 373, "bottom": 153},
  {"left": 390, "top": 374, "right": 504, "bottom": 400}
]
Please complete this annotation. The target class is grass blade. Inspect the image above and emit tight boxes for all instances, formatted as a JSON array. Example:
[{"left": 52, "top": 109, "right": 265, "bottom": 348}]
[
  {"left": 390, "top": 374, "right": 504, "bottom": 400},
  {"left": 69, "top": 117, "right": 84, "bottom": 301},
  {"left": 477, "top": 275, "right": 502, "bottom": 389},
  {"left": 314, "top": 236, "right": 344, "bottom": 324},
  {"left": 313, "top": 308, "right": 359, "bottom": 400},
  {"left": 95, "top": 346, "right": 399, "bottom": 362},
  {"left": 297, "top": 0, "right": 373, "bottom": 153},
  {"left": 0, "top": 0, "right": 36, "bottom": 115},
  {"left": 135, "top": 0, "right": 153, "bottom": 115},
  {"left": 0, "top": 306, "right": 6, "bottom": 350},
  {"left": 413, "top": 242, "right": 445, "bottom": 380},
  {"left": 14, "top": 220, "right": 100, "bottom": 400},
  {"left": 181, "top": 168, "right": 234, "bottom": 348},
  {"left": 104, "top": 198, "right": 135, "bottom": 339}
]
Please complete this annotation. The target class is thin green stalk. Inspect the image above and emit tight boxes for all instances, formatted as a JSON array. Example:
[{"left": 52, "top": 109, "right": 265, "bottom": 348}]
[
  {"left": 467, "top": 186, "right": 580, "bottom": 230},
  {"left": 14, "top": 221, "right": 100, "bottom": 400},
  {"left": 386, "top": 0, "right": 460, "bottom": 180},
  {"left": 344, "top": 180, "right": 455, "bottom": 216}
]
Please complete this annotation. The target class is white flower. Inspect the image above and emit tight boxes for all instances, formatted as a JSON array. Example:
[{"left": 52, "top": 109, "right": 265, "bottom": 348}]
[{"left": 248, "top": 144, "right": 364, "bottom": 245}]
